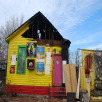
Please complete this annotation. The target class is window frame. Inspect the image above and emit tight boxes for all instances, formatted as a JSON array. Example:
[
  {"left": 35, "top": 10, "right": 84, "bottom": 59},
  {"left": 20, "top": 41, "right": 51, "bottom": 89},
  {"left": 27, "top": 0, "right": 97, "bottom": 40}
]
[{"left": 16, "top": 45, "right": 26, "bottom": 74}]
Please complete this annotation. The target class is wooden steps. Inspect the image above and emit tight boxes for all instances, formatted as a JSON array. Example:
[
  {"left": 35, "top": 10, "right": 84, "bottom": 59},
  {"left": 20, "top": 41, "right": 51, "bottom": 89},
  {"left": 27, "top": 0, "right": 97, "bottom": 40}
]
[{"left": 49, "top": 87, "right": 66, "bottom": 99}]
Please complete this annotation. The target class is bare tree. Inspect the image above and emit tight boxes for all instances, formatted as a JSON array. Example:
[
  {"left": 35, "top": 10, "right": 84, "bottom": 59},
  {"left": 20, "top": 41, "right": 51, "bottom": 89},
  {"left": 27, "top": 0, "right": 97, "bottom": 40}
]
[
  {"left": 69, "top": 49, "right": 81, "bottom": 81},
  {"left": 69, "top": 49, "right": 74, "bottom": 64},
  {"left": 0, "top": 16, "right": 24, "bottom": 38},
  {"left": 75, "top": 50, "right": 81, "bottom": 68},
  {"left": 0, "top": 16, "right": 24, "bottom": 63},
  {"left": 69, "top": 49, "right": 81, "bottom": 67}
]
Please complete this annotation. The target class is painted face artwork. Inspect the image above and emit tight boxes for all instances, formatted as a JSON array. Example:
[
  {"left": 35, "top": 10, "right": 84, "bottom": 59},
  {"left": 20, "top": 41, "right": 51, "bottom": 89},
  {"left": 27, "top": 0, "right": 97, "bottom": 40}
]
[{"left": 27, "top": 43, "right": 37, "bottom": 57}]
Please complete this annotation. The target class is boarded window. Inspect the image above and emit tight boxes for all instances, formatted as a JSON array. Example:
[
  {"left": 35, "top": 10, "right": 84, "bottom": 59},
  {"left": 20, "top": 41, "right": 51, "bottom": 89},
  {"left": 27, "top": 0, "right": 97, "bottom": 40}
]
[{"left": 17, "top": 46, "right": 26, "bottom": 74}]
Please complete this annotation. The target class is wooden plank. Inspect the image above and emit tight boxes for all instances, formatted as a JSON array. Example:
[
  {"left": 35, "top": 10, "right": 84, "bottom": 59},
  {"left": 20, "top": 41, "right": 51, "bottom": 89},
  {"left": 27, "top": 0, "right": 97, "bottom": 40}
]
[
  {"left": 64, "top": 64, "right": 77, "bottom": 93},
  {"left": 64, "top": 64, "right": 72, "bottom": 93},
  {"left": 70, "top": 64, "right": 77, "bottom": 93}
]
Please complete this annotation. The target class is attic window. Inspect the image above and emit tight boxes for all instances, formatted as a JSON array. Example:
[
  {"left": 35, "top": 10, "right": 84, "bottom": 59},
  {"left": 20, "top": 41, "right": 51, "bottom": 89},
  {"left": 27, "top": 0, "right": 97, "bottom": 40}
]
[
  {"left": 22, "top": 26, "right": 62, "bottom": 40},
  {"left": 22, "top": 17, "right": 62, "bottom": 41}
]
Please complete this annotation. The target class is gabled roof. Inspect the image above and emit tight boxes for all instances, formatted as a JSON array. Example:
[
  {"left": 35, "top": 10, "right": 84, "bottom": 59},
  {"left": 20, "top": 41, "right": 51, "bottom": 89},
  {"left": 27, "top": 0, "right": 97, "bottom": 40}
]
[{"left": 6, "top": 11, "right": 71, "bottom": 46}]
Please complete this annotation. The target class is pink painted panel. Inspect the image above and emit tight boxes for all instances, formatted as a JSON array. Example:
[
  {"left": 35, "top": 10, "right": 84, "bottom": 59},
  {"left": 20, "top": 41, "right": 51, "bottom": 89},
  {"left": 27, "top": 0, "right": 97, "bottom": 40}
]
[{"left": 54, "top": 55, "right": 62, "bottom": 86}]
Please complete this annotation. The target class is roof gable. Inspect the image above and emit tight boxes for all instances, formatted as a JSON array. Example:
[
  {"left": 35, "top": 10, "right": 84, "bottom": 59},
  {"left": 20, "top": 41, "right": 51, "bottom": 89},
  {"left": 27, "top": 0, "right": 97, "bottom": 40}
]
[
  {"left": 6, "top": 11, "right": 71, "bottom": 46},
  {"left": 22, "top": 12, "right": 63, "bottom": 40}
]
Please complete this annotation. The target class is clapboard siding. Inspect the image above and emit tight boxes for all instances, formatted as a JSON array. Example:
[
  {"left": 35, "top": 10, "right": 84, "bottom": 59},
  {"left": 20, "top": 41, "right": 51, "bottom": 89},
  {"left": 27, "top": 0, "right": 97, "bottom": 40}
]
[{"left": 6, "top": 34, "right": 61, "bottom": 87}]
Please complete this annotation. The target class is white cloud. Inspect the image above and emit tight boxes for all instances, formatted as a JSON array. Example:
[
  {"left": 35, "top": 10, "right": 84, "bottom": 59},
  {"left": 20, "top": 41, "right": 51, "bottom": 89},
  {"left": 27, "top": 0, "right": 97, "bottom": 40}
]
[
  {"left": 0, "top": 0, "right": 28, "bottom": 25},
  {"left": 46, "top": 0, "right": 102, "bottom": 33},
  {"left": 72, "top": 31, "right": 102, "bottom": 46},
  {"left": 87, "top": 44, "right": 102, "bottom": 50},
  {"left": 0, "top": 0, "right": 102, "bottom": 29},
  {"left": 0, "top": 0, "right": 102, "bottom": 53},
  {"left": 0, "top": 0, "right": 102, "bottom": 40},
  {"left": 73, "top": 39, "right": 94, "bottom": 45}
]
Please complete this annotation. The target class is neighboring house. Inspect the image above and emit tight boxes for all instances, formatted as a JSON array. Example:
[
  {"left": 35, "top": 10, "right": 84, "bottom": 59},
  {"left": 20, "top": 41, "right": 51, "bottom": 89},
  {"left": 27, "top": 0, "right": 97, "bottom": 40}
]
[{"left": 5, "top": 12, "right": 71, "bottom": 97}]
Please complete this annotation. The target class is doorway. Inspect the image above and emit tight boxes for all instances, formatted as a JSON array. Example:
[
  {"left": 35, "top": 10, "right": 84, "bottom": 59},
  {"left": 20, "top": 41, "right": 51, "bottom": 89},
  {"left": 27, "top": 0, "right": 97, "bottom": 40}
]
[{"left": 53, "top": 55, "right": 62, "bottom": 86}]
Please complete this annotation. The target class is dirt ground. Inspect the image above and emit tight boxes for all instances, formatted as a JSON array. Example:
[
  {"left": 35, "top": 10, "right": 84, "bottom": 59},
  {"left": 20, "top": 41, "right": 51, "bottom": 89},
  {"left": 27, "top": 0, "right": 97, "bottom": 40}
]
[
  {"left": 0, "top": 96, "right": 64, "bottom": 102},
  {"left": 1, "top": 95, "right": 102, "bottom": 102}
]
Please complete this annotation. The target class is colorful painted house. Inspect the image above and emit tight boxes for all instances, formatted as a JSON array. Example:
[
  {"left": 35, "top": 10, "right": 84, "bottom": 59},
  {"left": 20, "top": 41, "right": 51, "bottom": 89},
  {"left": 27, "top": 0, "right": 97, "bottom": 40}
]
[
  {"left": 5, "top": 12, "right": 71, "bottom": 97},
  {"left": 80, "top": 49, "right": 102, "bottom": 100}
]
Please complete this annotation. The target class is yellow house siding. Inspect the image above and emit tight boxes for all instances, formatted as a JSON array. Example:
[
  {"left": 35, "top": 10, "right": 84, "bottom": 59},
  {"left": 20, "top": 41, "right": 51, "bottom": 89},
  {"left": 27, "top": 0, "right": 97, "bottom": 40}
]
[
  {"left": 80, "top": 67, "right": 87, "bottom": 90},
  {"left": 80, "top": 50, "right": 95, "bottom": 90},
  {"left": 6, "top": 22, "right": 29, "bottom": 43},
  {"left": 6, "top": 34, "right": 62, "bottom": 86}
]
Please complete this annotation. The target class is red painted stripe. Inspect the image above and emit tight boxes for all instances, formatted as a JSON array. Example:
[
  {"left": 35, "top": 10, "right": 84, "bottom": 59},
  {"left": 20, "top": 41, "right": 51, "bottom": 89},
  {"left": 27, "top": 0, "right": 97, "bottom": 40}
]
[
  {"left": 6, "top": 85, "right": 49, "bottom": 95},
  {"left": 6, "top": 85, "right": 66, "bottom": 97}
]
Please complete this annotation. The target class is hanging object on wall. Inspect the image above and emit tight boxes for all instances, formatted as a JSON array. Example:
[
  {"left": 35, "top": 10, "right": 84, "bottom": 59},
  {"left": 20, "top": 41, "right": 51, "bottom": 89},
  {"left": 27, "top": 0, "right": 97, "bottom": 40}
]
[
  {"left": 45, "top": 64, "right": 50, "bottom": 74},
  {"left": 11, "top": 55, "right": 16, "bottom": 65},
  {"left": 46, "top": 52, "right": 51, "bottom": 64},
  {"left": 10, "top": 66, "right": 15, "bottom": 73},
  {"left": 37, "top": 59, "right": 45, "bottom": 63},
  {"left": 85, "top": 55, "right": 92, "bottom": 74},
  {"left": 36, "top": 47, "right": 45, "bottom": 59},
  {"left": 27, "top": 59, "right": 35, "bottom": 70},
  {"left": 36, "top": 62, "right": 44, "bottom": 73},
  {"left": 27, "top": 43, "right": 37, "bottom": 57},
  {"left": 45, "top": 51, "right": 52, "bottom": 75}
]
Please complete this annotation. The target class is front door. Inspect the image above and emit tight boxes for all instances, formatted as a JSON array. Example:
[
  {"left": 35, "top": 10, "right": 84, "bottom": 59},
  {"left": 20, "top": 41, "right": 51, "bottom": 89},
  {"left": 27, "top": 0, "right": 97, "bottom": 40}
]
[{"left": 53, "top": 55, "right": 62, "bottom": 86}]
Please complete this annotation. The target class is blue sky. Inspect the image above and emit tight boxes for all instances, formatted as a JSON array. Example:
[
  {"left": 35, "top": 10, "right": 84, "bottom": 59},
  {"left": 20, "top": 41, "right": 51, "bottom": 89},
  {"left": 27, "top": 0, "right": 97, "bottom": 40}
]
[{"left": 0, "top": 0, "right": 102, "bottom": 51}]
